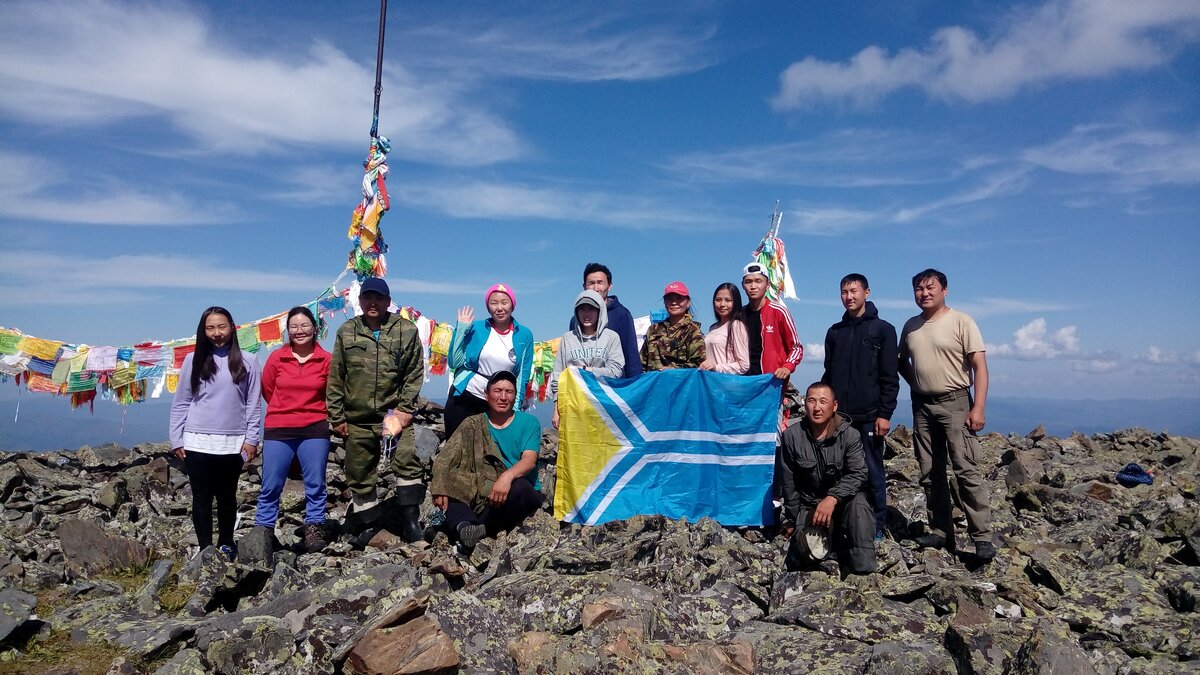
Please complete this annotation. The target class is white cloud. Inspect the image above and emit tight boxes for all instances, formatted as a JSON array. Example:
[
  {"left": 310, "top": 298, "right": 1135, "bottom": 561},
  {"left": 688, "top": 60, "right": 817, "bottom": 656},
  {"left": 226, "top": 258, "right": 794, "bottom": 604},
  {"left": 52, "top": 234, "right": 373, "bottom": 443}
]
[
  {"left": 1023, "top": 126, "right": 1200, "bottom": 188},
  {"left": 989, "top": 318, "right": 1080, "bottom": 359},
  {"left": 1070, "top": 359, "right": 1122, "bottom": 374},
  {"left": 0, "top": 0, "right": 521, "bottom": 165},
  {"left": 804, "top": 343, "right": 826, "bottom": 361},
  {"left": 0, "top": 150, "right": 236, "bottom": 226},
  {"left": 1135, "top": 346, "right": 1200, "bottom": 367},
  {"left": 772, "top": 0, "right": 1200, "bottom": 109}
]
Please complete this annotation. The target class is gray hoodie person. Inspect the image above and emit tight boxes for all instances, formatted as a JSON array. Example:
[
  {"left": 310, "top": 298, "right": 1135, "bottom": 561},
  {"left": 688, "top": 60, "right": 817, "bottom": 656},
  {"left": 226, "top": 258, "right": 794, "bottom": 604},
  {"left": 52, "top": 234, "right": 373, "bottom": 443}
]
[{"left": 551, "top": 289, "right": 626, "bottom": 400}]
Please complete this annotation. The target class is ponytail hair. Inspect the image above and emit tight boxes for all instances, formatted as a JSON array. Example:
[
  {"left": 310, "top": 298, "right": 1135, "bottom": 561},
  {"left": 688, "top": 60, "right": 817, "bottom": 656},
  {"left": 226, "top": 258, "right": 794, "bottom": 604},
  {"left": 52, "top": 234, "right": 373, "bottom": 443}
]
[{"left": 191, "top": 306, "right": 247, "bottom": 392}]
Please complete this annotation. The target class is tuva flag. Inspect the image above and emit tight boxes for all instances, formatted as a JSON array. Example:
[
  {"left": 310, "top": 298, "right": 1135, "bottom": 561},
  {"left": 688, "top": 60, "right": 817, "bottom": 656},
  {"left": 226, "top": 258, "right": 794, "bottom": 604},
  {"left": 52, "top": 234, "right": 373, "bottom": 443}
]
[{"left": 554, "top": 367, "right": 782, "bottom": 526}]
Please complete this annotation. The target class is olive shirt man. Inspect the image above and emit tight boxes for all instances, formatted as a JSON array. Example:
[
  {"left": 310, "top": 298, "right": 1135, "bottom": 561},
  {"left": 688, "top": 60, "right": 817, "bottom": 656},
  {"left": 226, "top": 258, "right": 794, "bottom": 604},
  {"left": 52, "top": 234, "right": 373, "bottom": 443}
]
[
  {"left": 899, "top": 295, "right": 994, "bottom": 559},
  {"left": 326, "top": 293, "right": 424, "bottom": 510}
]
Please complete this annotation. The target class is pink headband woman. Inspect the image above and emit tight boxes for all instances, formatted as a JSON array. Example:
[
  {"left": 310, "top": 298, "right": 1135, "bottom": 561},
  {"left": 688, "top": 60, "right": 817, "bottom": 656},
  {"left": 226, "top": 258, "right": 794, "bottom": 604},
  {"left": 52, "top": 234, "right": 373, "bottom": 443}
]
[{"left": 485, "top": 283, "right": 516, "bottom": 310}]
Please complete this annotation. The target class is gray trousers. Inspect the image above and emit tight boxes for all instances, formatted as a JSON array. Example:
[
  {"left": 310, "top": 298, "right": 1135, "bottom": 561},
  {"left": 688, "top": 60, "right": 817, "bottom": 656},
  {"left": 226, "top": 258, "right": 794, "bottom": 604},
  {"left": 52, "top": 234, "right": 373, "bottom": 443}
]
[{"left": 911, "top": 389, "right": 992, "bottom": 544}]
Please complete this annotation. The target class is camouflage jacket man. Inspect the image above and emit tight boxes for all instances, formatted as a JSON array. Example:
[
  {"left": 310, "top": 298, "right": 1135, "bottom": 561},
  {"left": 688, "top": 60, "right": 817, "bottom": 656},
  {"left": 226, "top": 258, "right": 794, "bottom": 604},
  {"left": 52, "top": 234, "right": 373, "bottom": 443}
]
[{"left": 327, "top": 312, "right": 424, "bottom": 425}]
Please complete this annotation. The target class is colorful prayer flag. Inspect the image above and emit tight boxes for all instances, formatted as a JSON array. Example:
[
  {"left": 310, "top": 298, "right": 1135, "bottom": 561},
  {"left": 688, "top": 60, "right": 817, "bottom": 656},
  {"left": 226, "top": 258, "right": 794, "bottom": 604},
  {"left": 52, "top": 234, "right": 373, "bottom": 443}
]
[{"left": 16, "top": 336, "right": 62, "bottom": 361}]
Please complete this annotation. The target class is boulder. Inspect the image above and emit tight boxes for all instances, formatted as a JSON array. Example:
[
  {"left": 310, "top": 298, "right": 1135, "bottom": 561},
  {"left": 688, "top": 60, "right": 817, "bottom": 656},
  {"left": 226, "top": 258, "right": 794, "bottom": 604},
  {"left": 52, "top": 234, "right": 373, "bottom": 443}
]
[
  {"left": 58, "top": 518, "right": 150, "bottom": 576},
  {"left": 0, "top": 586, "right": 37, "bottom": 645}
]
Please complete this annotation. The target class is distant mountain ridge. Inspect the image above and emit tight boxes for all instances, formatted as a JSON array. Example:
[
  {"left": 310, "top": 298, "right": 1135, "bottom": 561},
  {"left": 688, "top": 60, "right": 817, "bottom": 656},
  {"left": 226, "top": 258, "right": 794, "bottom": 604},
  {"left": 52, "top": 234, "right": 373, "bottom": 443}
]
[{"left": 0, "top": 396, "right": 1196, "bottom": 452}]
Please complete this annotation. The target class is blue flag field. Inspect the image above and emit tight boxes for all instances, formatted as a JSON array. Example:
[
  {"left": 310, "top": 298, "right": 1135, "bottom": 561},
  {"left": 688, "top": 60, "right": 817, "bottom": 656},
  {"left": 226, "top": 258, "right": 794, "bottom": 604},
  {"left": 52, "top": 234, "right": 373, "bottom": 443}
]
[{"left": 553, "top": 367, "right": 782, "bottom": 527}]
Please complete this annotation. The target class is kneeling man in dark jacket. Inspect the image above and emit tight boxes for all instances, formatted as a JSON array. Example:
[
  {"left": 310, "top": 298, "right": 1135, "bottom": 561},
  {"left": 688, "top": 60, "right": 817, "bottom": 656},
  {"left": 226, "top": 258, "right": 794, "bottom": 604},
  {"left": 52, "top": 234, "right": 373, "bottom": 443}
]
[{"left": 778, "top": 382, "right": 877, "bottom": 574}]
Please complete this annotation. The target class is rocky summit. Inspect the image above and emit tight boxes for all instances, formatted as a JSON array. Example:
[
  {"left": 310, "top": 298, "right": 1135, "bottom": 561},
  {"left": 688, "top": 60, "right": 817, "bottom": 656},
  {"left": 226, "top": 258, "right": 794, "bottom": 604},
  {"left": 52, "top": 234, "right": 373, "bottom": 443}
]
[{"left": 0, "top": 401, "right": 1197, "bottom": 674}]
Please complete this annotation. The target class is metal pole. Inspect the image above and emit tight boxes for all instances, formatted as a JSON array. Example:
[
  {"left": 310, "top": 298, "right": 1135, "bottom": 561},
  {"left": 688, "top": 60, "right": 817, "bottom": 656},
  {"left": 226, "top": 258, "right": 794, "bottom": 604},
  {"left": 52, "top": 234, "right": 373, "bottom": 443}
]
[{"left": 370, "top": 0, "right": 388, "bottom": 138}]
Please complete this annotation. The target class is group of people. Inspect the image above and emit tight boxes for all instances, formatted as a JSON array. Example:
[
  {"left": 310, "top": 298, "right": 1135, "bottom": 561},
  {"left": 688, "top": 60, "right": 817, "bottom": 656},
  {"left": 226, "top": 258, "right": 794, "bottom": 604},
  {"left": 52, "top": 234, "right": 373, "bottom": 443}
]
[{"left": 168, "top": 261, "right": 994, "bottom": 575}]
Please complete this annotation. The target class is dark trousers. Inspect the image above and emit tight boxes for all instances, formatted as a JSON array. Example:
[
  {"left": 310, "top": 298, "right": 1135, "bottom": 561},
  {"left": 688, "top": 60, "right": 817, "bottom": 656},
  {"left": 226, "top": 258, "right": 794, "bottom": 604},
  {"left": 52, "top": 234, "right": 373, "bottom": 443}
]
[
  {"left": 857, "top": 422, "right": 888, "bottom": 533},
  {"left": 443, "top": 477, "right": 544, "bottom": 539},
  {"left": 443, "top": 391, "right": 489, "bottom": 441},
  {"left": 185, "top": 451, "right": 243, "bottom": 549},
  {"left": 786, "top": 491, "right": 877, "bottom": 574}
]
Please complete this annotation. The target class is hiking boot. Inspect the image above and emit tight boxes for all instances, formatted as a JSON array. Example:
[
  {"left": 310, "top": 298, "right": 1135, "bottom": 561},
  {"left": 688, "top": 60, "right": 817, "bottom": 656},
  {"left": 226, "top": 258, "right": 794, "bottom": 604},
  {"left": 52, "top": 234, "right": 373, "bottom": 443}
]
[
  {"left": 303, "top": 523, "right": 328, "bottom": 553},
  {"left": 974, "top": 541, "right": 997, "bottom": 561},
  {"left": 914, "top": 533, "right": 947, "bottom": 550},
  {"left": 217, "top": 544, "right": 237, "bottom": 561},
  {"left": 457, "top": 522, "right": 486, "bottom": 549}
]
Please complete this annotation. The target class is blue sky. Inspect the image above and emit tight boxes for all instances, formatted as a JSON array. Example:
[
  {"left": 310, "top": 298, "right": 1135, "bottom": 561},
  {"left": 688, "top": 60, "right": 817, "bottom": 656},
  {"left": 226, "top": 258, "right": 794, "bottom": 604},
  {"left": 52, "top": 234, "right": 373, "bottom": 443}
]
[{"left": 1, "top": 0, "right": 1199, "bottom": 410}]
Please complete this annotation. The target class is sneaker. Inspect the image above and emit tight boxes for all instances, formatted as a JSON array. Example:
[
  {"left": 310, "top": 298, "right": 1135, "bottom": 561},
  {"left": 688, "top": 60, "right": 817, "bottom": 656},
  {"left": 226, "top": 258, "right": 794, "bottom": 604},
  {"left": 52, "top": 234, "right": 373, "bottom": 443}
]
[
  {"left": 974, "top": 541, "right": 997, "bottom": 561},
  {"left": 914, "top": 533, "right": 947, "bottom": 550},
  {"left": 217, "top": 544, "right": 237, "bottom": 561},
  {"left": 303, "top": 523, "right": 328, "bottom": 553},
  {"left": 874, "top": 530, "right": 886, "bottom": 543},
  {"left": 457, "top": 522, "right": 486, "bottom": 549}
]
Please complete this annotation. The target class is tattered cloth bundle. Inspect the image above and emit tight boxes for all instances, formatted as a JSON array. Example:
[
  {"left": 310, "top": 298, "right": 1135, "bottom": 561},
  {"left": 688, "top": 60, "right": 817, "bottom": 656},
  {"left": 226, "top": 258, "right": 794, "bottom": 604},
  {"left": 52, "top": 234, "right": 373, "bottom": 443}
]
[{"left": 346, "top": 136, "right": 392, "bottom": 280}]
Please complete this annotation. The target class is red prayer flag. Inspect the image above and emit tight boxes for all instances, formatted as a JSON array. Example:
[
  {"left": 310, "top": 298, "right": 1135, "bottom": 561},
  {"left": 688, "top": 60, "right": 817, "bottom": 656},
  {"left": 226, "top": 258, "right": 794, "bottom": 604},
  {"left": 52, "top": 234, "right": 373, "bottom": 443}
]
[
  {"left": 172, "top": 344, "right": 196, "bottom": 368},
  {"left": 257, "top": 318, "right": 282, "bottom": 343}
]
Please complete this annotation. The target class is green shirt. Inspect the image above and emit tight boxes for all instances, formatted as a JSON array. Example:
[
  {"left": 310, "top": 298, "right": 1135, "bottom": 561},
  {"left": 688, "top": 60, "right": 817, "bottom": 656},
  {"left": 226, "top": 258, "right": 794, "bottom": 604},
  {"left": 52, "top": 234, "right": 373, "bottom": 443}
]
[{"left": 488, "top": 411, "right": 542, "bottom": 490}]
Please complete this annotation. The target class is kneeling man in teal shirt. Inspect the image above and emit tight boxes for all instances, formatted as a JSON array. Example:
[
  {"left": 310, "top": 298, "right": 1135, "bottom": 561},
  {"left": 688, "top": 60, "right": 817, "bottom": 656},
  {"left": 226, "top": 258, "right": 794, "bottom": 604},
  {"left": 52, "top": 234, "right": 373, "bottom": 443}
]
[{"left": 431, "top": 370, "right": 543, "bottom": 548}]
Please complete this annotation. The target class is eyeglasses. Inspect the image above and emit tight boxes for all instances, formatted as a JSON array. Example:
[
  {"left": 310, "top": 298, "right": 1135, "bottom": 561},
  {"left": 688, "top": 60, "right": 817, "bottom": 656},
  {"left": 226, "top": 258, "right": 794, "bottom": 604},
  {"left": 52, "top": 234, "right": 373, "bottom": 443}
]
[{"left": 287, "top": 325, "right": 314, "bottom": 334}]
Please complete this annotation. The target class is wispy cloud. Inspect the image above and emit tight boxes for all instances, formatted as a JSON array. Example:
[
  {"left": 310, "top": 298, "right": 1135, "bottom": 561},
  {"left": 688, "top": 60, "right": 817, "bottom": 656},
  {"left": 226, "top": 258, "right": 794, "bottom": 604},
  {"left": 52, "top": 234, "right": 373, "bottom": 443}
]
[
  {"left": 396, "top": 179, "right": 736, "bottom": 231},
  {"left": 0, "top": 0, "right": 521, "bottom": 165},
  {"left": 772, "top": 0, "right": 1200, "bottom": 109},
  {"left": 663, "top": 130, "right": 958, "bottom": 188},
  {"left": 783, "top": 205, "right": 885, "bottom": 236},
  {"left": 893, "top": 169, "right": 1031, "bottom": 223},
  {"left": 0, "top": 149, "right": 236, "bottom": 226},
  {"left": 1023, "top": 125, "right": 1200, "bottom": 188},
  {"left": 397, "top": 4, "right": 719, "bottom": 82},
  {"left": 1070, "top": 358, "right": 1123, "bottom": 374},
  {"left": 0, "top": 252, "right": 476, "bottom": 305},
  {"left": 270, "top": 164, "right": 365, "bottom": 206},
  {"left": 952, "top": 299, "right": 1073, "bottom": 319}
]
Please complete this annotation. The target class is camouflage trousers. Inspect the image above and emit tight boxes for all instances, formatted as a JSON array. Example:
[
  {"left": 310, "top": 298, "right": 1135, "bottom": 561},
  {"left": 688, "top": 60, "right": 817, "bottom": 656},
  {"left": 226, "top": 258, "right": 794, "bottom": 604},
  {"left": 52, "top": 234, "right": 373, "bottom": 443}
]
[{"left": 344, "top": 422, "right": 421, "bottom": 497}]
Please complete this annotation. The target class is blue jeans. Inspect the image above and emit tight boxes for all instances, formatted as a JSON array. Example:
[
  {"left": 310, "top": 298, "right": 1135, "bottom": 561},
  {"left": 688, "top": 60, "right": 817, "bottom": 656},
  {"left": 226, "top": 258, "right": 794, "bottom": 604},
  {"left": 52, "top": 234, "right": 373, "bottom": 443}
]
[
  {"left": 256, "top": 437, "right": 330, "bottom": 526},
  {"left": 858, "top": 422, "right": 887, "bottom": 533}
]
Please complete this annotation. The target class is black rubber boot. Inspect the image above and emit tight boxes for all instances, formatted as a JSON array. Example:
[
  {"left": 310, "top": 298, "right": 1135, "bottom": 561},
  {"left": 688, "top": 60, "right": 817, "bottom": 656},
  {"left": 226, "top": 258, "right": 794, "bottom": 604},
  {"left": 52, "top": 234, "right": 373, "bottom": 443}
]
[{"left": 394, "top": 484, "right": 426, "bottom": 543}]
